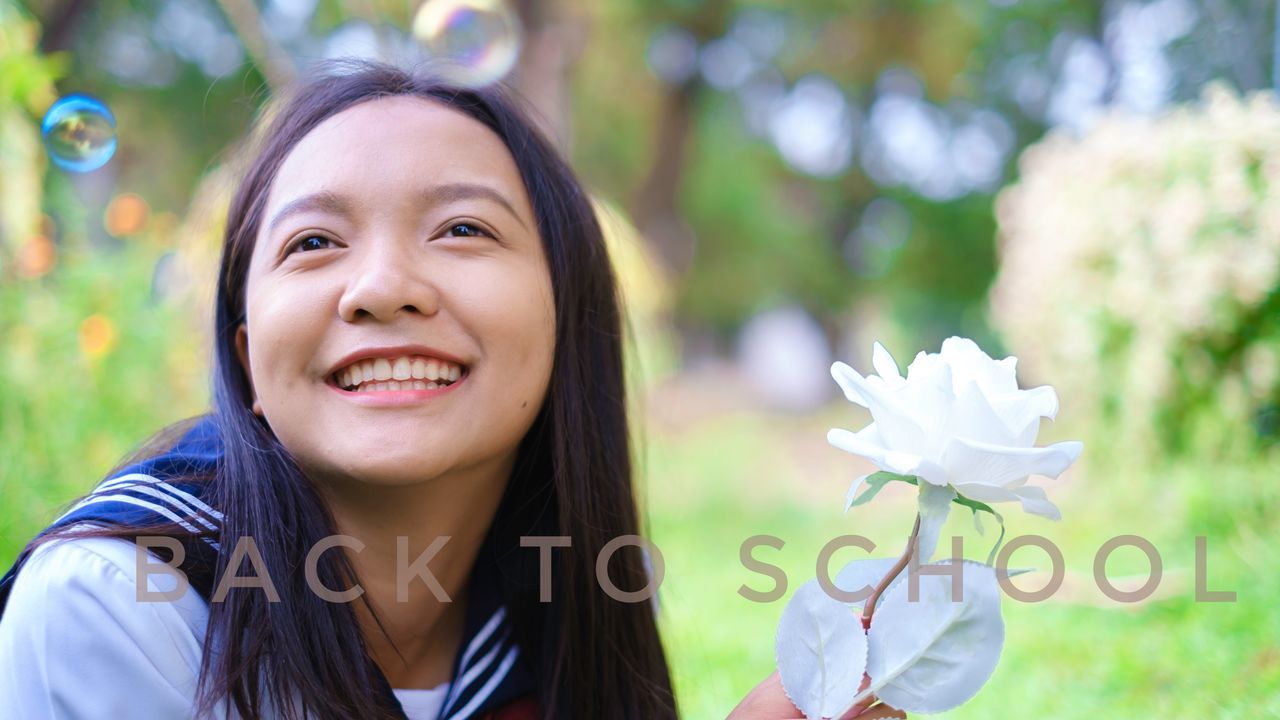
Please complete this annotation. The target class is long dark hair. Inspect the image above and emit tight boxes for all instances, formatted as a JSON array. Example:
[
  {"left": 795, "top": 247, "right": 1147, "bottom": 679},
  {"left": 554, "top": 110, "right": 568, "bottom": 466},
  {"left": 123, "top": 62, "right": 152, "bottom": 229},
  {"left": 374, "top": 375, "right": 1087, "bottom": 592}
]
[{"left": 24, "top": 62, "right": 677, "bottom": 720}]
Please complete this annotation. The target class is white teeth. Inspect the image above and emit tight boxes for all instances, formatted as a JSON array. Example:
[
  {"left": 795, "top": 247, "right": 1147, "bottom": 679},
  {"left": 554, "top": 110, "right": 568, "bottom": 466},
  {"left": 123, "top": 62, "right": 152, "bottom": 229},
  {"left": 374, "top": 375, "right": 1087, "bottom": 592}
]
[
  {"left": 336, "top": 354, "right": 465, "bottom": 391},
  {"left": 426, "top": 381, "right": 439, "bottom": 390},
  {"left": 392, "top": 358, "right": 411, "bottom": 380}
]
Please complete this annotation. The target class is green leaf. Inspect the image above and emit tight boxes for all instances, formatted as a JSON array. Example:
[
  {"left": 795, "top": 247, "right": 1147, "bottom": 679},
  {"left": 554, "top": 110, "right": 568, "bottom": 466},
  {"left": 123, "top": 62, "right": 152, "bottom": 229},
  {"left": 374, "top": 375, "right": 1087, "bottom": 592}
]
[
  {"left": 957, "top": 498, "right": 1006, "bottom": 565},
  {"left": 848, "top": 471, "right": 916, "bottom": 508}
]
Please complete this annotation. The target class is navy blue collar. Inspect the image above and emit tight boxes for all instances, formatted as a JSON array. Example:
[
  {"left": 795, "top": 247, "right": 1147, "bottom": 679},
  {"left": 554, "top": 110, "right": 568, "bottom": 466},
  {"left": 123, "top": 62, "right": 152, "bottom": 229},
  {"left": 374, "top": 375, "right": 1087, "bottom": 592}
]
[{"left": 0, "top": 416, "right": 536, "bottom": 720}]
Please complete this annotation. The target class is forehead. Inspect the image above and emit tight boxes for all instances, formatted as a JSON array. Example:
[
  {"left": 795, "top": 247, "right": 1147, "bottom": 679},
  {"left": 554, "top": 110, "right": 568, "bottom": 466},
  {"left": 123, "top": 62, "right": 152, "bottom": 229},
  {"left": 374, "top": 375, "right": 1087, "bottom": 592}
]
[{"left": 267, "top": 95, "right": 527, "bottom": 209}]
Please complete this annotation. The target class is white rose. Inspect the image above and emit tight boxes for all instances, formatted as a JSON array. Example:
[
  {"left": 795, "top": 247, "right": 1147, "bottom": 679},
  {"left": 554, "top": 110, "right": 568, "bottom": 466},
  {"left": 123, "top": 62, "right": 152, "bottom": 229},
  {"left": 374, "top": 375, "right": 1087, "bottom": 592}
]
[{"left": 828, "top": 337, "right": 1083, "bottom": 562}]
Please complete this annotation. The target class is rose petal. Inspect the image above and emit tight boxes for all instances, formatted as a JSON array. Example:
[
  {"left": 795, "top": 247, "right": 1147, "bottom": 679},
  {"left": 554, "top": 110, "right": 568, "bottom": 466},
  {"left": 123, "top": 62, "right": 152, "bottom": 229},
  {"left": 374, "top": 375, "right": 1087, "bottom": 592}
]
[
  {"left": 872, "top": 342, "right": 906, "bottom": 388},
  {"left": 904, "top": 349, "right": 953, "bottom": 391},
  {"left": 884, "top": 357, "right": 953, "bottom": 450},
  {"left": 951, "top": 483, "right": 1021, "bottom": 504},
  {"left": 988, "top": 385, "right": 1060, "bottom": 445},
  {"left": 1012, "top": 484, "right": 1062, "bottom": 520},
  {"left": 832, "top": 361, "right": 872, "bottom": 407},
  {"left": 830, "top": 365, "right": 935, "bottom": 457},
  {"left": 827, "top": 427, "right": 949, "bottom": 486},
  {"left": 940, "top": 337, "right": 1019, "bottom": 395},
  {"left": 941, "top": 437, "right": 1083, "bottom": 489},
  {"left": 946, "top": 381, "right": 1021, "bottom": 448}
]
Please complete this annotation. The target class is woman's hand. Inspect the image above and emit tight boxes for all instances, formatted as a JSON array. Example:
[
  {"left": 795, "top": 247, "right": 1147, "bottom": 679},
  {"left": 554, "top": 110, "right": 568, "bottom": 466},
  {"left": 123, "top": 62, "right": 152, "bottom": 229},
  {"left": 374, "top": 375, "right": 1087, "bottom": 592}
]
[{"left": 726, "top": 671, "right": 905, "bottom": 720}]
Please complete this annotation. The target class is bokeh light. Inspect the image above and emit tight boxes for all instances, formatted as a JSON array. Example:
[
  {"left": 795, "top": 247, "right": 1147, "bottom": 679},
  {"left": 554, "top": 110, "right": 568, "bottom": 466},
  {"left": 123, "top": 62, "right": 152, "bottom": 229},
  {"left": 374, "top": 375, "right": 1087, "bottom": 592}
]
[
  {"left": 150, "top": 251, "right": 190, "bottom": 304},
  {"left": 16, "top": 236, "right": 57, "bottom": 279},
  {"left": 412, "top": 0, "right": 521, "bottom": 88},
  {"left": 78, "top": 314, "right": 118, "bottom": 360},
  {"left": 104, "top": 192, "right": 151, "bottom": 237},
  {"left": 40, "top": 95, "right": 118, "bottom": 173}
]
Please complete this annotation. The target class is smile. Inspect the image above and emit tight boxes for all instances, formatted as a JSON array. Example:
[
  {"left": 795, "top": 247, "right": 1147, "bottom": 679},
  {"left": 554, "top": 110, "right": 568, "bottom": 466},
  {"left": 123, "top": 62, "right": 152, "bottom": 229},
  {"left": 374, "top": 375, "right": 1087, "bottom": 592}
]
[{"left": 331, "top": 355, "right": 466, "bottom": 392}]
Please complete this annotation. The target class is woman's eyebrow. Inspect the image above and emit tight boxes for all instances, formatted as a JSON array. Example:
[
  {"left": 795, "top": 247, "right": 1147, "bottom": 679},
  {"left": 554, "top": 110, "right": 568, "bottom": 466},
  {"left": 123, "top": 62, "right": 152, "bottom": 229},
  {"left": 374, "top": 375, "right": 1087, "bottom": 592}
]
[
  {"left": 265, "top": 184, "right": 529, "bottom": 235},
  {"left": 423, "top": 182, "right": 528, "bottom": 230},
  {"left": 266, "top": 191, "right": 353, "bottom": 237}
]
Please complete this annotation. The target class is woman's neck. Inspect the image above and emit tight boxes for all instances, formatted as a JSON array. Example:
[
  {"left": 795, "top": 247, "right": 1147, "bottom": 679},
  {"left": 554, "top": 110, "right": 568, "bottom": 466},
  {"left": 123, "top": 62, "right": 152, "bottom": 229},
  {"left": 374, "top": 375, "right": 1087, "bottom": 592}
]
[{"left": 311, "top": 452, "right": 515, "bottom": 689}]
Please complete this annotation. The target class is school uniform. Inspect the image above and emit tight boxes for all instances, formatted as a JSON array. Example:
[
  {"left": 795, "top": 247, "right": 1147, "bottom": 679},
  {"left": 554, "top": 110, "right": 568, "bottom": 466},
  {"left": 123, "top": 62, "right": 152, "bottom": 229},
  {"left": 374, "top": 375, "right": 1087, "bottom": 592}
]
[{"left": 0, "top": 416, "right": 540, "bottom": 720}]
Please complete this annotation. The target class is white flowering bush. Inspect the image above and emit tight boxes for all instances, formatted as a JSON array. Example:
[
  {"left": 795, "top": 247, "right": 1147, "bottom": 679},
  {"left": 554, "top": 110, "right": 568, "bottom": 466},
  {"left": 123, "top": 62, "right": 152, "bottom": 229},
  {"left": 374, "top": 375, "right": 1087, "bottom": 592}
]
[{"left": 991, "top": 85, "right": 1280, "bottom": 456}]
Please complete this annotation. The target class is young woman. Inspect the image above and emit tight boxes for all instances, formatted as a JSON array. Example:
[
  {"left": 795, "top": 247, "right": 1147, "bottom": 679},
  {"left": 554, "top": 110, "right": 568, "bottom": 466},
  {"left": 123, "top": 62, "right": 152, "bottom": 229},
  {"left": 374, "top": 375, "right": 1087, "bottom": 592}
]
[
  {"left": 0, "top": 62, "right": 905, "bottom": 720},
  {"left": 0, "top": 63, "right": 677, "bottom": 719}
]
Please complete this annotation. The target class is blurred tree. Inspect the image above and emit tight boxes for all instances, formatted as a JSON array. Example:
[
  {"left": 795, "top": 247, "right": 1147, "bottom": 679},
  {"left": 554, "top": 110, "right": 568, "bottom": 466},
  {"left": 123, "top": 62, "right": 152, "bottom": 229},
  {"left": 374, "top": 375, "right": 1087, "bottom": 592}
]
[{"left": 12, "top": 0, "right": 1279, "bottom": 361}]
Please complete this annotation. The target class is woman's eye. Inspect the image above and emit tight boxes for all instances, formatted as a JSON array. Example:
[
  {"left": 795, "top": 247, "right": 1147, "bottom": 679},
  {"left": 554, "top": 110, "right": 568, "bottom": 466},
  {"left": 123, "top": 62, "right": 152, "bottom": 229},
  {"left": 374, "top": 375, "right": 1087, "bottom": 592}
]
[
  {"left": 444, "top": 222, "right": 490, "bottom": 239},
  {"left": 288, "top": 235, "right": 333, "bottom": 254}
]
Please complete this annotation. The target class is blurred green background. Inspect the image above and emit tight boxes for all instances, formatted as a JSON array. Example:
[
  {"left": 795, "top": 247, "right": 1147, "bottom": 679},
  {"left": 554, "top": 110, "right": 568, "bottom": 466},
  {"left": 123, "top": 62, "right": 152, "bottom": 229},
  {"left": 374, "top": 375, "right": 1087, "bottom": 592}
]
[{"left": 2, "top": 0, "right": 1278, "bottom": 717}]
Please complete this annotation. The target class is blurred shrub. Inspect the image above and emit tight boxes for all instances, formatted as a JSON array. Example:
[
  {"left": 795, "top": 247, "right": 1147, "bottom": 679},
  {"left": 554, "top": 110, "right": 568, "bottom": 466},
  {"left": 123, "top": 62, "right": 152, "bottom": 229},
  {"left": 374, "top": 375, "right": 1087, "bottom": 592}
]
[
  {"left": 0, "top": 0, "right": 62, "bottom": 266},
  {"left": 0, "top": 237, "right": 210, "bottom": 560},
  {"left": 991, "top": 85, "right": 1280, "bottom": 458}
]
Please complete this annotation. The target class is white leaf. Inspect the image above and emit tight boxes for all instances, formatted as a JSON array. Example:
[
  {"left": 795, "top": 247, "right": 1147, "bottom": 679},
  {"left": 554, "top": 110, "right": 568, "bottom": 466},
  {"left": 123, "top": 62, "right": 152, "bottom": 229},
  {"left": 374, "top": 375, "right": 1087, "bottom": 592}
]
[
  {"left": 853, "top": 562, "right": 1005, "bottom": 715},
  {"left": 776, "top": 579, "right": 868, "bottom": 720},
  {"left": 877, "top": 559, "right": 1032, "bottom": 608},
  {"left": 833, "top": 557, "right": 900, "bottom": 609}
]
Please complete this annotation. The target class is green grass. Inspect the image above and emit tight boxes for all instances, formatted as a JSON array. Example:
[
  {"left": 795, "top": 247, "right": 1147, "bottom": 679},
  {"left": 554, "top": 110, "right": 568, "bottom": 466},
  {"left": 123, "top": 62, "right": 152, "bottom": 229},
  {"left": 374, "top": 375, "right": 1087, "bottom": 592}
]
[{"left": 642, "top": 410, "right": 1280, "bottom": 718}]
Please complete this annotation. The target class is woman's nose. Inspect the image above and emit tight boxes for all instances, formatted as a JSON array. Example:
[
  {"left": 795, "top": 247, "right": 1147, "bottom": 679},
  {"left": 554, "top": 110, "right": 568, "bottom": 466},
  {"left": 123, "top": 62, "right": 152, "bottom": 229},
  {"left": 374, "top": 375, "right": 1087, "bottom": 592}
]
[{"left": 336, "top": 240, "right": 441, "bottom": 323}]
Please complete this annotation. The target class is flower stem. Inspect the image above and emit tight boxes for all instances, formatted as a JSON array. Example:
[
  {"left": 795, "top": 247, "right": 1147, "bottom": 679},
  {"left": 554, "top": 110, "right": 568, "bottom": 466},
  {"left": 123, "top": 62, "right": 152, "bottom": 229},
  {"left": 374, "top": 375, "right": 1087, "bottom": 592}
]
[{"left": 861, "top": 513, "right": 921, "bottom": 629}]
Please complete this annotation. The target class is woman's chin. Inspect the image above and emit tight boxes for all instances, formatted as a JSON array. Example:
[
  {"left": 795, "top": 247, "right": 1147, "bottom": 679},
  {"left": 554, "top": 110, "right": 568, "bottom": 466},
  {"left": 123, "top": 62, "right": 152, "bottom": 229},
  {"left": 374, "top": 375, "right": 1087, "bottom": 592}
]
[{"left": 299, "top": 446, "right": 457, "bottom": 490}]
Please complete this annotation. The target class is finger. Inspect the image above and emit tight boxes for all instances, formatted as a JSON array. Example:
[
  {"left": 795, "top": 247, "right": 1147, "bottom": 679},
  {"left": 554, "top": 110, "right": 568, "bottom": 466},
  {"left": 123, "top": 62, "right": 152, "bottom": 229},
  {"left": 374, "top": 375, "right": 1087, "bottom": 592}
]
[
  {"left": 726, "top": 670, "right": 806, "bottom": 719},
  {"left": 849, "top": 704, "right": 906, "bottom": 720},
  {"left": 839, "top": 673, "right": 876, "bottom": 717},
  {"left": 840, "top": 689, "right": 878, "bottom": 718}
]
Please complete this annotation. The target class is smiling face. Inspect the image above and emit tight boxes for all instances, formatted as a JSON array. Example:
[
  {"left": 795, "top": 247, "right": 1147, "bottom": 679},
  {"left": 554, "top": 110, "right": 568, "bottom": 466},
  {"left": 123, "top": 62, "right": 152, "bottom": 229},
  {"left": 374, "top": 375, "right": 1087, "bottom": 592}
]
[{"left": 235, "top": 95, "right": 556, "bottom": 488}]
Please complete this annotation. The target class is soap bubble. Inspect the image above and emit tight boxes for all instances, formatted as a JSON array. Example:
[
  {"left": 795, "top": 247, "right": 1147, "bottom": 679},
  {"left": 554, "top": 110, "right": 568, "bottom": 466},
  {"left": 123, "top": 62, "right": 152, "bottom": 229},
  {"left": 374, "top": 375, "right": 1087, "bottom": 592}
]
[
  {"left": 412, "top": 0, "right": 521, "bottom": 88},
  {"left": 41, "top": 94, "right": 118, "bottom": 173}
]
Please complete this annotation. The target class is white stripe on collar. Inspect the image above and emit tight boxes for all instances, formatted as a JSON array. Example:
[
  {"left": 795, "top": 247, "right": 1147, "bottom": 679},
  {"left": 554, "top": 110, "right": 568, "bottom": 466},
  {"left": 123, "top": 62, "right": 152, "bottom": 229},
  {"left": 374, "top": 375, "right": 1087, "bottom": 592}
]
[
  {"left": 438, "top": 606, "right": 513, "bottom": 717},
  {"left": 443, "top": 644, "right": 520, "bottom": 720},
  {"left": 55, "top": 494, "right": 222, "bottom": 550},
  {"left": 96, "top": 473, "right": 226, "bottom": 520},
  {"left": 56, "top": 474, "right": 223, "bottom": 550}
]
